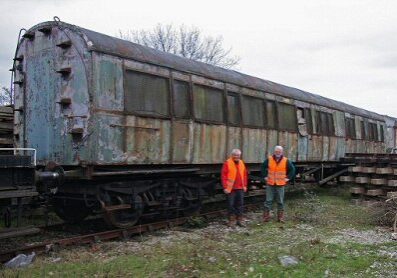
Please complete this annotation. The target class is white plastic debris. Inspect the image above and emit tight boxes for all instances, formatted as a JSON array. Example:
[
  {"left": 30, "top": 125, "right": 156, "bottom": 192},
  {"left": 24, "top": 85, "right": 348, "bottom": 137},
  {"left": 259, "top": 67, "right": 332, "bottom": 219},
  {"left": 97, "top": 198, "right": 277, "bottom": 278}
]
[
  {"left": 278, "top": 255, "right": 299, "bottom": 267},
  {"left": 4, "top": 252, "right": 36, "bottom": 268}
]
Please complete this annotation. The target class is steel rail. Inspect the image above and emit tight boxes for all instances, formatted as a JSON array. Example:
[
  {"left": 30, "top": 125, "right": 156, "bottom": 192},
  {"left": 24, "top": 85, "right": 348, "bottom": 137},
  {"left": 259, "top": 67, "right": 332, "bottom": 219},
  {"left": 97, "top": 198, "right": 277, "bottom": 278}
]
[{"left": 0, "top": 203, "right": 261, "bottom": 264}]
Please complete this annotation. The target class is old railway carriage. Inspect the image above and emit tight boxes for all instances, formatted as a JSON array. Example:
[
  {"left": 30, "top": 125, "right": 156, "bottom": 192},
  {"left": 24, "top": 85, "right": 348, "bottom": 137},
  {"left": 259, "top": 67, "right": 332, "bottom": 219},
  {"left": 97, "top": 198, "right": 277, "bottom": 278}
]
[{"left": 9, "top": 20, "right": 396, "bottom": 227}]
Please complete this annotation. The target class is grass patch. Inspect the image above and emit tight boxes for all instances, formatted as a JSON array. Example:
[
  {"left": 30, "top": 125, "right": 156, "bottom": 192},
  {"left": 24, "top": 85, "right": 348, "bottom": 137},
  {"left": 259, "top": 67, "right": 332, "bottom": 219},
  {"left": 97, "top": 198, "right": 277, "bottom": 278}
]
[{"left": 1, "top": 188, "right": 396, "bottom": 277}]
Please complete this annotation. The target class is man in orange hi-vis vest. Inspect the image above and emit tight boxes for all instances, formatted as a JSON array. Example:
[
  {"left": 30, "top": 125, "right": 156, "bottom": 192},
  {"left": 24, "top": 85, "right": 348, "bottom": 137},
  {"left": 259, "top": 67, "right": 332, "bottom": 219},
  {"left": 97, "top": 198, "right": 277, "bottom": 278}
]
[
  {"left": 221, "top": 149, "right": 248, "bottom": 227},
  {"left": 262, "top": 145, "right": 295, "bottom": 223}
]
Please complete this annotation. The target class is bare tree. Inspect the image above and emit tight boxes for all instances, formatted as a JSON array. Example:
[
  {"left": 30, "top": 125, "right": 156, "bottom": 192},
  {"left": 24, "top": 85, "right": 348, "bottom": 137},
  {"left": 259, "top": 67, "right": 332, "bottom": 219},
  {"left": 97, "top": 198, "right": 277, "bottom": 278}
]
[
  {"left": 118, "top": 24, "right": 240, "bottom": 69},
  {"left": 0, "top": 87, "right": 13, "bottom": 106}
]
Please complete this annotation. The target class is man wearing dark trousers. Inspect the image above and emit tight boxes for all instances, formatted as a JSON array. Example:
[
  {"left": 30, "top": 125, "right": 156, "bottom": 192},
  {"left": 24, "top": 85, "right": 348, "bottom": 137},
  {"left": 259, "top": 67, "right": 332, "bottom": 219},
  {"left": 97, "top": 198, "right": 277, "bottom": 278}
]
[
  {"left": 221, "top": 149, "right": 248, "bottom": 227},
  {"left": 262, "top": 145, "right": 295, "bottom": 223}
]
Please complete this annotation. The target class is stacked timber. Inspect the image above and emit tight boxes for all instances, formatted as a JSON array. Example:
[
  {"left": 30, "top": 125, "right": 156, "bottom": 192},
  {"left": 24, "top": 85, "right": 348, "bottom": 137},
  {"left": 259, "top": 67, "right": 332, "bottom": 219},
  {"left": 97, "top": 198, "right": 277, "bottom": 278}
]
[
  {"left": 339, "top": 153, "right": 397, "bottom": 202},
  {"left": 0, "top": 106, "right": 13, "bottom": 148}
]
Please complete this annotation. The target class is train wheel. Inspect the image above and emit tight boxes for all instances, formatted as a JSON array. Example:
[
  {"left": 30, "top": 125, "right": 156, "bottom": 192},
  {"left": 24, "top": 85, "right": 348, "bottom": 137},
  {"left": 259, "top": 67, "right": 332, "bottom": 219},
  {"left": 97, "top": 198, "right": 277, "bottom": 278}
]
[
  {"left": 102, "top": 194, "right": 144, "bottom": 228},
  {"left": 53, "top": 197, "right": 91, "bottom": 223},
  {"left": 181, "top": 188, "right": 202, "bottom": 216}
]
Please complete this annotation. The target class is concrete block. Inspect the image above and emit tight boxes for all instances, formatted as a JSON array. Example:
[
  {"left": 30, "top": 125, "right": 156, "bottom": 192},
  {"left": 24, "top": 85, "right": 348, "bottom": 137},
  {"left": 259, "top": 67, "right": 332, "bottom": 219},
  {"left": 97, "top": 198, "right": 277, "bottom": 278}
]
[
  {"left": 361, "top": 167, "right": 376, "bottom": 173},
  {"left": 365, "top": 189, "right": 384, "bottom": 196},
  {"left": 375, "top": 168, "right": 393, "bottom": 175},
  {"left": 352, "top": 166, "right": 363, "bottom": 173},
  {"left": 386, "top": 192, "right": 397, "bottom": 199},
  {"left": 370, "top": 178, "right": 387, "bottom": 185},
  {"left": 355, "top": 177, "right": 370, "bottom": 184},
  {"left": 387, "top": 180, "right": 397, "bottom": 187},
  {"left": 339, "top": 176, "right": 355, "bottom": 182},
  {"left": 350, "top": 187, "right": 365, "bottom": 194}
]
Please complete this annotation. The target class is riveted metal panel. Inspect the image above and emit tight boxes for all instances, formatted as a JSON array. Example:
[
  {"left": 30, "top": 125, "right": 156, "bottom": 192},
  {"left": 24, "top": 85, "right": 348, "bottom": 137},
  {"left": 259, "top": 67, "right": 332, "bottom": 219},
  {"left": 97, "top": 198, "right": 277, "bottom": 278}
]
[
  {"left": 227, "top": 127, "right": 242, "bottom": 156},
  {"left": 334, "top": 111, "right": 345, "bottom": 137},
  {"left": 172, "top": 120, "right": 194, "bottom": 163},
  {"left": 93, "top": 53, "right": 124, "bottom": 111},
  {"left": 345, "top": 139, "right": 355, "bottom": 153},
  {"left": 329, "top": 137, "right": 338, "bottom": 160},
  {"left": 266, "top": 130, "right": 278, "bottom": 157},
  {"left": 193, "top": 123, "right": 226, "bottom": 164},
  {"left": 335, "top": 137, "right": 346, "bottom": 159},
  {"left": 95, "top": 114, "right": 125, "bottom": 163},
  {"left": 322, "top": 136, "right": 330, "bottom": 161},
  {"left": 125, "top": 116, "right": 171, "bottom": 163},
  {"left": 298, "top": 135, "right": 308, "bottom": 161},
  {"left": 25, "top": 50, "right": 57, "bottom": 162},
  {"left": 308, "top": 135, "right": 323, "bottom": 161},
  {"left": 242, "top": 128, "right": 267, "bottom": 163}
]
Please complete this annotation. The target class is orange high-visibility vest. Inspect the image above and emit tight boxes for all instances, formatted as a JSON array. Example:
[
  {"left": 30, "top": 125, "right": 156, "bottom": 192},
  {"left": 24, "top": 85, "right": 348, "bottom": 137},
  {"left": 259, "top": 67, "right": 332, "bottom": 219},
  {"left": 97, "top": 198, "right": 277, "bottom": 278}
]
[
  {"left": 225, "top": 158, "right": 247, "bottom": 193},
  {"left": 267, "top": 156, "right": 288, "bottom": 186}
]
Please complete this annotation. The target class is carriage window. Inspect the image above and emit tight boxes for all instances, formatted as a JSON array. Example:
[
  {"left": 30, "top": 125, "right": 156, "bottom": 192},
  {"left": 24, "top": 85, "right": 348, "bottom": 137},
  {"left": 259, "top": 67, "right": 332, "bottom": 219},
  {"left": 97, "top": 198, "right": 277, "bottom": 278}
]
[
  {"left": 173, "top": 80, "right": 190, "bottom": 119},
  {"left": 278, "top": 102, "right": 297, "bottom": 131},
  {"left": 380, "top": 125, "right": 384, "bottom": 142},
  {"left": 320, "top": 112, "right": 328, "bottom": 134},
  {"left": 193, "top": 85, "right": 224, "bottom": 123},
  {"left": 227, "top": 92, "right": 241, "bottom": 125},
  {"left": 305, "top": 108, "right": 313, "bottom": 134},
  {"left": 374, "top": 123, "right": 379, "bottom": 141},
  {"left": 345, "top": 117, "right": 356, "bottom": 139},
  {"left": 265, "top": 101, "right": 277, "bottom": 129},
  {"left": 361, "top": 120, "right": 367, "bottom": 140},
  {"left": 326, "top": 113, "right": 334, "bottom": 136},
  {"left": 368, "top": 122, "right": 378, "bottom": 141},
  {"left": 124, "top": 70, "right": 170, "bottom": 116},
  {"left": 315, "top": 111, "right": 321, "bottom": 134},
  {"left": 242, "top": 96, "right": 264, "bottom": 127}
]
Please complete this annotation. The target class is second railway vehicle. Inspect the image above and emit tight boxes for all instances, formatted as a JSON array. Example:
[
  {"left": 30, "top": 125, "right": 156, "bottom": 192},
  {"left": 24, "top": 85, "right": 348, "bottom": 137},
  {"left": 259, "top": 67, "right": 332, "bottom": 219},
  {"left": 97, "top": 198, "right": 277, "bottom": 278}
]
[{"left": 4, "top": 19, "right": 397, "bottom": 227}]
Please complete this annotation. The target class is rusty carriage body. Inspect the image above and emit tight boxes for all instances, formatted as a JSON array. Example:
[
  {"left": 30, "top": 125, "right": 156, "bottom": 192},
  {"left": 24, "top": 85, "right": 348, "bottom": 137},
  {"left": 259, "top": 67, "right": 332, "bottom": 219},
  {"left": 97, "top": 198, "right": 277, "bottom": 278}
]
[{"left": 7, "top": 19, "right": 397, "bottom": 227}]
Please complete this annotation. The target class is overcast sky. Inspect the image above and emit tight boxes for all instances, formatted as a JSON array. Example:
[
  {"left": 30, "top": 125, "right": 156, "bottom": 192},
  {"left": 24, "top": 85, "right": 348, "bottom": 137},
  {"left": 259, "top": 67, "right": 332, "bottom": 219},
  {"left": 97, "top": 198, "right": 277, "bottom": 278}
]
[{"left": 0, "top": 0, "right": 396, "bottom": 117}]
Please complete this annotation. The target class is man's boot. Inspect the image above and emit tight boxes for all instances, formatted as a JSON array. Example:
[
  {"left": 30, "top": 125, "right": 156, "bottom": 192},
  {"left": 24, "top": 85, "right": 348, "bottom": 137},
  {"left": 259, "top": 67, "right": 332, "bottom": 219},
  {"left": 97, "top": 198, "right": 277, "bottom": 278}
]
[
  {"left": 263, "top": 210, "right": 270, "bottom": 223},
  {"left": 236, "top": 215, "right": 246, "bottom": 227},
  {"left": 277, "top": 210, "right": 285, "bottom": 223},
  {"left": 227, "top": 215, "right": 236, "bottom": 228}
]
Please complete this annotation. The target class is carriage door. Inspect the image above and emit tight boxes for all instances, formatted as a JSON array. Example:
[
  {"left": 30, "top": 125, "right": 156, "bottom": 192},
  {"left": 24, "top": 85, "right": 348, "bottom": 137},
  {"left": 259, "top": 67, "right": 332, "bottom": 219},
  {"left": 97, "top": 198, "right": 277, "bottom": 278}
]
[{"left": 171, "top": 79, "right": 193, "bottom": 163}]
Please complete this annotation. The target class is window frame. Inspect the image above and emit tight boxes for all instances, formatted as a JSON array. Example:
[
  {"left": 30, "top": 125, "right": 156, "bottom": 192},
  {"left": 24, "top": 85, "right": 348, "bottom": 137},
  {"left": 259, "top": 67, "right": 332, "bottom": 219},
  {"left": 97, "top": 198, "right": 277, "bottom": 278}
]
[
  {"left": 380, "top": 124, "right": 385, "bottom": 142},
  {"left": 123, "top": 69, "right": 171, "bottom": 119},
  {"left": 171, "top": 78, "right": 192, "bottom": 120},
  {"left": 305, "top": 108, "right": 313, "bottom": 134},
  {"left": 345, "top": 117, "right": 356, "bottom": 139},
  {"left": 241, "top": 95, "right": 266, "bottom": 128},
  {"left": 276, "top": 102, "right": 298, "bottom": 132},
  {"left": 226, "top": 91, "right": 242, "bottom": 127},
  {"left": 192, "top": 83, "right": 226, "bottom": 125},
  {"left": 264, "top": 100, "right": 278, "bottom": 130}
]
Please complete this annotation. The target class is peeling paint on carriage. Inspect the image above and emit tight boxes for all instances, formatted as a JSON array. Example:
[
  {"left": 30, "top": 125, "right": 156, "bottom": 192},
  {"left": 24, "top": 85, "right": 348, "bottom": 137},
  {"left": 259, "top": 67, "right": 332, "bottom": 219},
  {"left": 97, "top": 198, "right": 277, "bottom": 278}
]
[
  {"left": 242, "top": 128, "right": 267, "bottom": 163},
  {"left": 193, "top": 123, "right": 226, "bottom": 163},
  {"left": 172, "top": 121, "right": 193, "bottom": 163},
  {"left": 12, "top": 20, "right": 396, "bottom": 172}
]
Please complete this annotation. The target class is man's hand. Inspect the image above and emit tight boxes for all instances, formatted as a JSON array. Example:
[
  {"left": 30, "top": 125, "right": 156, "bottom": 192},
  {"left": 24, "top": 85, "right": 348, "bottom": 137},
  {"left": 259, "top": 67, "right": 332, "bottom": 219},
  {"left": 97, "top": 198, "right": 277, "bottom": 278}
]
[
  {"left": 223, "top": 189, "right": 230, "bottom": 194},
  {"left": 264, "top": 177, "right": 268, "bottom": 182},
  {"left": 285, "top": 178, "right": 290, "bottom": 182}
]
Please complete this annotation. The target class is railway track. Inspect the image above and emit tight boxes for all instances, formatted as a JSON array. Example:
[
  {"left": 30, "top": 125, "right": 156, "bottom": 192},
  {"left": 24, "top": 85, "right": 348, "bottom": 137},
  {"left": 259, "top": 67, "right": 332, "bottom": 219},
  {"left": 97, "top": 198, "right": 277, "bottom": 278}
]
[
  {"left": 0, "top": 184, "right": 319, "bottom": 264},
  {"left": 0, "top": 202, "right": 261, "bottom": 264}
]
